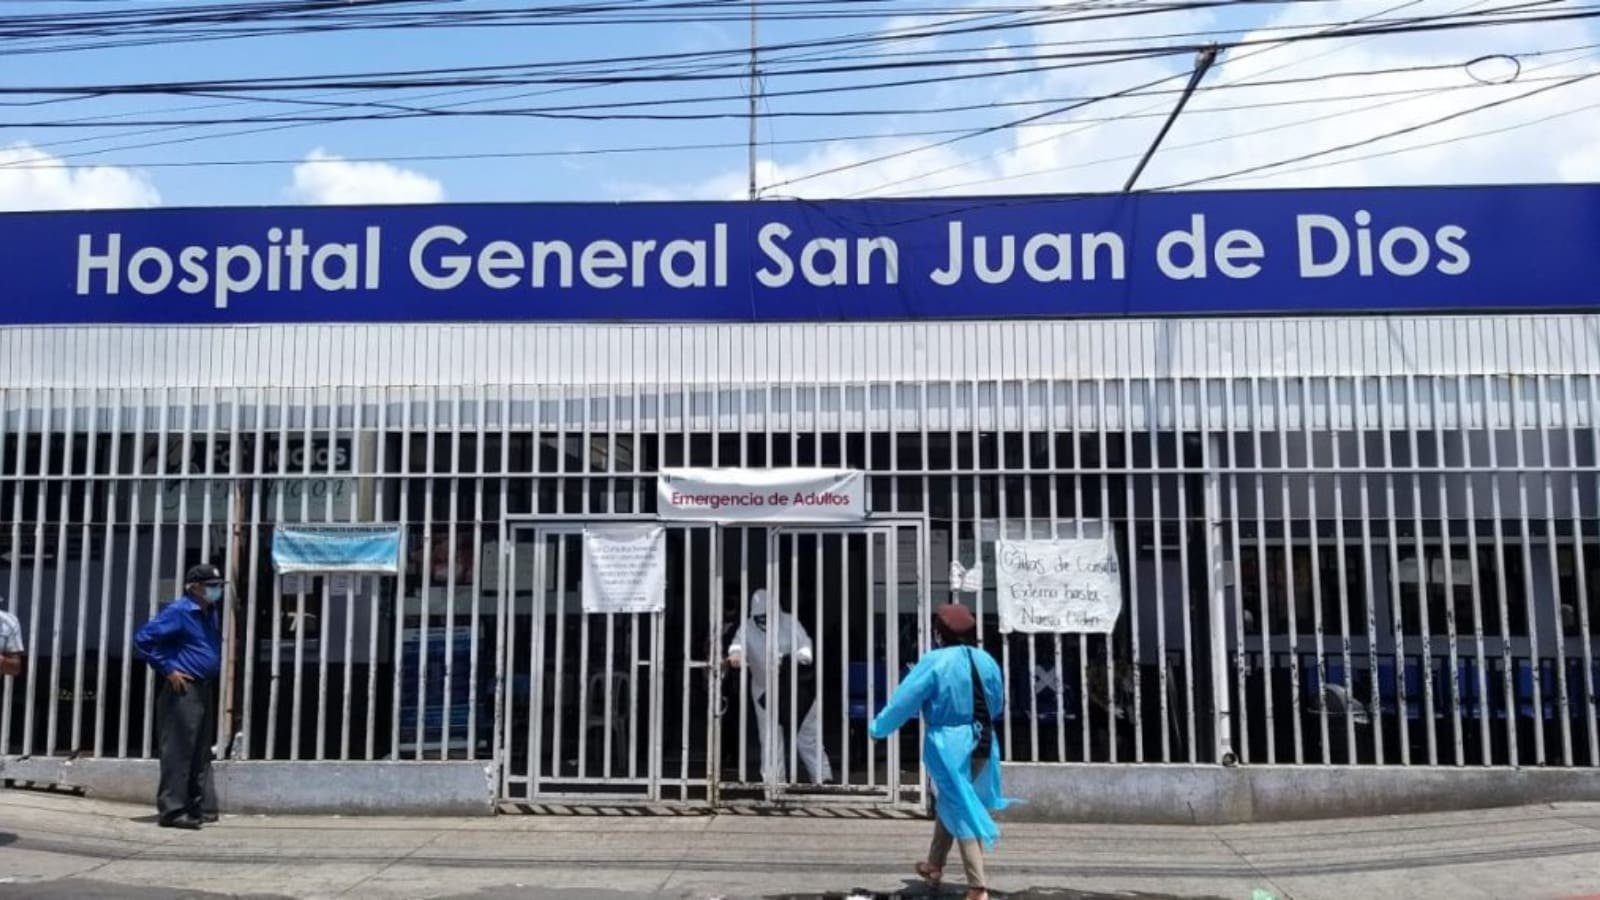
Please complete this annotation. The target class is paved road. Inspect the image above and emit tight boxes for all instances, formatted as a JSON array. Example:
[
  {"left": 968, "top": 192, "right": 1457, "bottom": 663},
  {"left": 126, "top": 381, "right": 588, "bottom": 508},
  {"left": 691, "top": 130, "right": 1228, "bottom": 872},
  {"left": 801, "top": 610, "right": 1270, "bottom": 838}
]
[{"left": 4, "top": 791, "right": 1600, "bottom": 899}]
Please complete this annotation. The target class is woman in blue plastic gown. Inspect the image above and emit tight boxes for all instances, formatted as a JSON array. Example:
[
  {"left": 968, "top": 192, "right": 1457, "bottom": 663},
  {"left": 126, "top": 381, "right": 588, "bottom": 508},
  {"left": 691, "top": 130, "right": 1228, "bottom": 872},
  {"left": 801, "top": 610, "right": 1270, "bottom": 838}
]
[{"left": 870, "top": 603, "right": 1012, "bottom": 900}]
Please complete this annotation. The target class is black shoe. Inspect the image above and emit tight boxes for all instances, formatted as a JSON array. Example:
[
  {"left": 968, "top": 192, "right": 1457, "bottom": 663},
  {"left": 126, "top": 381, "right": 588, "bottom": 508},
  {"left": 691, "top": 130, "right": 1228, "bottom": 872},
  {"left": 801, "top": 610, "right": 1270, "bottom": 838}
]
[
  {"left": 201, "top": 812, "right": 219, "bottom": 824},
  {"left": 159, "top": 815, "right": 202, "bottom": 830}
]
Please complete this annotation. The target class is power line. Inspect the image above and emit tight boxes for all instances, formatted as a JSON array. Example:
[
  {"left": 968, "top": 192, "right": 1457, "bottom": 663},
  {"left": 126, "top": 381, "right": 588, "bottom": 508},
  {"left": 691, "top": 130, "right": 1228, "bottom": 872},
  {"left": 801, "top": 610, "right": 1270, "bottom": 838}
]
[
  {"left": 0, "top": 0, "right": 1307, "bottom": 56},
  {"left": 0, "top": 0, "right": 1070, "bottom": 163},
  {"left": 4, "top": 12, "right": 1579, "bottom": 132},
  {"left": 844, "top": 0, "right": 1505, "bottom": 197},
  {"left": 0, "top": 1, "right": 1588, "bottom": 98},
  {"left": 0, "top": 51, "right": 1180, "bottom": 129},
  {"left": 1215, "top": 94, "right": 1600, "bottom": 182},
  {"left": 0, "top": 0, "right": 1336, "bottom": 44},
  {"left": 870, "top": 57, "right": 1596, "bottom": 196},
  {"left": 0, "top": 0, "right": 1586, "bottom": 201},
  {"left": 772, "top": 0, "right": 1584, "bottom": 195},
  {"left": 1150, "top": 67, "right": 1600, "bottom": 189},
  {"left": 10, "top": 71, "right": 1581, "bottom": 175},
  {"left": 2, "top": 39, "right": 1583, "bottom": 180},
  {"left": 872, "top": 42, "right": 1592, "bottom": 197},
  {"left": 758, "top": 67, "right": 1191, "bottom": 194}
]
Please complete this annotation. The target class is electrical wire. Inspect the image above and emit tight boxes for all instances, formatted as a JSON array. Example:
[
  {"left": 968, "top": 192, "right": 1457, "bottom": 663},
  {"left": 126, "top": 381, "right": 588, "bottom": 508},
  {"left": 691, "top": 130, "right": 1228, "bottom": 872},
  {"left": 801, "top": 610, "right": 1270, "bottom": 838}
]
[
  {"left": 845, "top": 0, "right": 1505, "bottom": 197},
  {"left": 5, "top": 72, "right": 1583, "bottom": 173},
  {"left": 0, "top": 0, "right": 1330, "bottom": 56},
  {"left": 1150, "top": 66, "right": 1600, "bottom": 189},
  {"left": 0, "top": 0, "right": 1588, "bottom": 202},
  {"left": 0, "top": 0, "right": 1588, "bottom": 97},
  {"left": 761, "top": 1, "right": 1593, "bottom": 194},
  {"left": 1213, "top": 93, "right": 1600, "bottom": 182},
  {"left": 0, "top": 0, "right": 1071, "bottom": 163},
  {"left": 869, "top": 49, "right": 1598, "bottom": 196},
  {"left": 0, "top": 8, "right": 1584, "bottom": 131}
]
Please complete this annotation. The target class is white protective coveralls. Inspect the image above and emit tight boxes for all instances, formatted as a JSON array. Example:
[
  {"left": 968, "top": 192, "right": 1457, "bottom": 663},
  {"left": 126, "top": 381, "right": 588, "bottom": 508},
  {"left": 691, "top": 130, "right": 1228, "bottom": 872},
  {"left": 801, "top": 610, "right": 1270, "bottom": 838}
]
[{"left": 726, "top": 590, "right": 833, "bottom": 785}]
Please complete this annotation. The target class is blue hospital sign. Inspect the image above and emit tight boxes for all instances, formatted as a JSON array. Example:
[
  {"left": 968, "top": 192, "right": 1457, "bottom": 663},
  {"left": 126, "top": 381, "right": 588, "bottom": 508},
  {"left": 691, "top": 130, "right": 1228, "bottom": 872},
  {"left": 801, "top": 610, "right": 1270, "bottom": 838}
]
[{"left": 2, "top": 183, "right": 1596, "bottom": 324}]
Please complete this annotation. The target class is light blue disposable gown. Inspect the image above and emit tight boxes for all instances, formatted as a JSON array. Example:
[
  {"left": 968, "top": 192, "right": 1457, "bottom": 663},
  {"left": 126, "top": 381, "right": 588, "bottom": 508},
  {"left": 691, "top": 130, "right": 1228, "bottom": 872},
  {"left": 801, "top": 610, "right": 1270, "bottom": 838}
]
[{"left": 869, "top": 645, "right": 1015, "bottom": 848}]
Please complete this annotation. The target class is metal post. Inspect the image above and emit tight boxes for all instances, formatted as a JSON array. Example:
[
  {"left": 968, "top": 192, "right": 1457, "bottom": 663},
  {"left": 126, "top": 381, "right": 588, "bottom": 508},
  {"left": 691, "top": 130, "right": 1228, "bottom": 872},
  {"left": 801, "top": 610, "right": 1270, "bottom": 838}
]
[
  {"left": 1123, "top": 45, "right": 1218, "bottom": 193},
  {"left": 747, "top": 0, "right": 760, "bottom": 201},
  {"left": 1206, "top": 432, "right": 1236, "bottom": 765}
]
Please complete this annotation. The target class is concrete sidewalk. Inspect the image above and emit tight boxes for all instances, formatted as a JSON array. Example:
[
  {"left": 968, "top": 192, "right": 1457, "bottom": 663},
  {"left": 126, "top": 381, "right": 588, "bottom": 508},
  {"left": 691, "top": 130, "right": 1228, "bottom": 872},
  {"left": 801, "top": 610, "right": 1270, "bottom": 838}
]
[{"left": 2, "top": 791, "right": 1600, "bottom": 900}]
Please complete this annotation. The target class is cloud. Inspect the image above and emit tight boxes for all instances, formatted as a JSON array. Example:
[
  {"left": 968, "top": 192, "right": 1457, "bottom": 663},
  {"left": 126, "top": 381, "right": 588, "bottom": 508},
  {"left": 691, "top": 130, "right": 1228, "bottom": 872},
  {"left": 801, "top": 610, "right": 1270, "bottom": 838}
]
[
  {"left": 289, "top": 149, "right": 446, "bottom": 205},
  {"left": 625, "top": 0, "right": 1600, "bottom": 199},
  {"left": 0, "top": 142, "right": 159, "bottom": 210}
]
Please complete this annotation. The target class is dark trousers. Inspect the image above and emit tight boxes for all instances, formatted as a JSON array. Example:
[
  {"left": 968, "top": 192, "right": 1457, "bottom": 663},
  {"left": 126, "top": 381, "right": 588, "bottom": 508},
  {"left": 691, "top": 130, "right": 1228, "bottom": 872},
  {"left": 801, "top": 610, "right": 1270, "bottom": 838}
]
[{"left": 156, "top": 678, "right": 218, "bottom": 822}]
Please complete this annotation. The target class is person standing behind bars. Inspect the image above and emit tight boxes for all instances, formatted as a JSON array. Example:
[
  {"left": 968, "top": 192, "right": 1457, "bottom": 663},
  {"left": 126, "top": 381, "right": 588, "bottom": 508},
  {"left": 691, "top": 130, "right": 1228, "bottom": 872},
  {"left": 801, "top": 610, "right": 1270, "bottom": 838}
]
[
  {"left": 0, "top": 599, "right": 24, "bottom": 677},
  {"left": 135, "top": 564, "right": 225, "bottom": 830},
  {"left": 726, "top": 589, "right": 833, "bottom": 785}
]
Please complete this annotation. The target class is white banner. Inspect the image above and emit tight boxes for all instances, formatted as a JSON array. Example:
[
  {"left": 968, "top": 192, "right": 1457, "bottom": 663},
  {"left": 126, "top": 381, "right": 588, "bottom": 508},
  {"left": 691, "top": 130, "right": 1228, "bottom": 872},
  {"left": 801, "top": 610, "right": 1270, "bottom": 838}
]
[
  {"left": 581, "top": 525, "right": 667, "bottom": 614},
  {"left": 656, "top": 468, "right": 865, "bottom": 522},
  {"left": 994, "top": 535, "right": 1123, "bottom": 634}
]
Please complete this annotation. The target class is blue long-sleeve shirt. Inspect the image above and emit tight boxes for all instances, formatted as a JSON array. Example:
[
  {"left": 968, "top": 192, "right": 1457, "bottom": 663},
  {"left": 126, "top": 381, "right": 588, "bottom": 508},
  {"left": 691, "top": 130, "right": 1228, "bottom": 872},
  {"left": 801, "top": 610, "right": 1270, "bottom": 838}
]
[{"left": 134, "top": 596, "right": 222, "bottom": 681}]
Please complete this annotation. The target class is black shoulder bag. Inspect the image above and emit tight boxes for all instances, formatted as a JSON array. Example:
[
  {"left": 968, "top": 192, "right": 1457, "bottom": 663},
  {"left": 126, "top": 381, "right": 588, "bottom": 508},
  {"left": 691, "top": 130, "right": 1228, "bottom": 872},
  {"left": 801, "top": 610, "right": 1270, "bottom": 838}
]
[{"left": 967, "top": 647, "right": 993, "bottom": 763}]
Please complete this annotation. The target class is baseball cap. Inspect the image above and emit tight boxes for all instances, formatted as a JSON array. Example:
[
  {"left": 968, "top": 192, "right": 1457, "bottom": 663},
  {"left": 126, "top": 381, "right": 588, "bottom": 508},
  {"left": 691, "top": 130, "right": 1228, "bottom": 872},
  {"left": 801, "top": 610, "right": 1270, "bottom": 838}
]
[{"left": 185, "top": 564, "right": 225, "bottom": 585}]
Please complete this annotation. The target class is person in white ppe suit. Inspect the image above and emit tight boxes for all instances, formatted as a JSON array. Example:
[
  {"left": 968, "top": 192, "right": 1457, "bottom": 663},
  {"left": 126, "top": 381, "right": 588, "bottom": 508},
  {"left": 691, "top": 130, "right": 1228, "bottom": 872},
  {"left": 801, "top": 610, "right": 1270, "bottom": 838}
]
[{"left": 726, "top": 589, "right": 833, "bottom": 785}]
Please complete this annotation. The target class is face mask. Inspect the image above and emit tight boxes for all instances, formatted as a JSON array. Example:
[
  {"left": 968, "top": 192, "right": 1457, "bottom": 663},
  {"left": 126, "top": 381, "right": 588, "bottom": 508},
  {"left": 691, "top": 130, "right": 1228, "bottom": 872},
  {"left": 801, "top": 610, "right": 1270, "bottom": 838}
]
[{"left": 204, "top": 586, "right": 224, "bottom": 603}]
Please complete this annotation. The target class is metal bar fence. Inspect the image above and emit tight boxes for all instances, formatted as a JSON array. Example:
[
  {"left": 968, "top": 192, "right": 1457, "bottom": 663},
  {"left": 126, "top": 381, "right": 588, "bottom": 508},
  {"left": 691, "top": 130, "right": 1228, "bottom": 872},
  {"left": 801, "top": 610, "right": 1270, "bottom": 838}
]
[{"left": 0, "top": 375, "right": 1596, "bottom": 781}]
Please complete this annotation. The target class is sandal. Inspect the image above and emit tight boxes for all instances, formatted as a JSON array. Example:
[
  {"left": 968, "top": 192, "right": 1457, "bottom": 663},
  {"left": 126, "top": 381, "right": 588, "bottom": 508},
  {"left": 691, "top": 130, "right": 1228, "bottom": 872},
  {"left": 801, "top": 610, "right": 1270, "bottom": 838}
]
[
  {"left": 965, "top": 890, "right": 989, "bottom": 900},
  {"left": 915, "top": 862, "right": 943, "bottom": 886}
]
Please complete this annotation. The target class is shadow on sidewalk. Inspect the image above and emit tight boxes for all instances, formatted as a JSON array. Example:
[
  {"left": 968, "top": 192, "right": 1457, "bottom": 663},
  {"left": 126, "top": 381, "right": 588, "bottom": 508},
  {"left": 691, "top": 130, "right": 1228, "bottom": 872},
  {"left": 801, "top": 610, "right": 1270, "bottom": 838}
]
[
  {"left": 761, "top": 883, "right": 1222, "bottom": 890},
  {"left": 0, "top": 879, "right": 292, "bottom": 900}
]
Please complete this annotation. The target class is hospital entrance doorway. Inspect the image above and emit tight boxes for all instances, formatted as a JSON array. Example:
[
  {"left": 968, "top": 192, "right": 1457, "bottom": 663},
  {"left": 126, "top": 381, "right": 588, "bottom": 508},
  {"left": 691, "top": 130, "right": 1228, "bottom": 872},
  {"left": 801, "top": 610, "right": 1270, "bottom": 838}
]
[
  {"left": 714, "top": 523, "right": 929, "bottom": 808},
  {"left": 497, "top": 519, "right": 928, "bottom": 810}
]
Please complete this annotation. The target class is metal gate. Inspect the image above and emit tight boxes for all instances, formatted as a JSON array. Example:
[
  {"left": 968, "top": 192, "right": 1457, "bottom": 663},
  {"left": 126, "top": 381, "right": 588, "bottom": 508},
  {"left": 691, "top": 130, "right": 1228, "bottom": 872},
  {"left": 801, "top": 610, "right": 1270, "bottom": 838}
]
[
  {"left": 499, "top": 519, "right": 927, "bottom": 808},
  {"left": 498, "top": 522, "right": 719, "bottom": 804},
  {"left": 714, "top": 522, "right": 928, "bottom": 807}
]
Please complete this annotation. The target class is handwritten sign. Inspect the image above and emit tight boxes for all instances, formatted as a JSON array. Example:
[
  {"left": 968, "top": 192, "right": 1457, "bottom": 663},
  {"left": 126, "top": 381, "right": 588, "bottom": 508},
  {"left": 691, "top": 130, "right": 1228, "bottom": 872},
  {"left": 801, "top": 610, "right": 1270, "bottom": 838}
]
[
  {"left": 994, "top": 537, "right": 1123, "bottom": 634},
  {"left": 581, "top": 525, "right": 667, "bottom": 614}
]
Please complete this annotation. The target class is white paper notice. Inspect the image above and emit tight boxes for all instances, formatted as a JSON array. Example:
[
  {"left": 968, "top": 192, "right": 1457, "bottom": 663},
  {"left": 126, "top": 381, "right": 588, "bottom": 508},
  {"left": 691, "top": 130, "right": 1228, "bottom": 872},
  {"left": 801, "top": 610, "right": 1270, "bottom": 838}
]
[
  {"left": 993, "top": 537, "right": 1123, "bottom": 634},
  {"left": 581, "top": 525, "right": 667, "bottom": 615}
]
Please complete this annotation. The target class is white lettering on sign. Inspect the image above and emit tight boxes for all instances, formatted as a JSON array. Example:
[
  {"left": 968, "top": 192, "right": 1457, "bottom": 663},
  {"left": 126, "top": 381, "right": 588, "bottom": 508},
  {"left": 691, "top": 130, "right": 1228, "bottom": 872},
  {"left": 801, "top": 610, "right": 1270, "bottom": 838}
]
[
  {"left": 930, "top": 221, "right": 1128, "bottom": 286},
  {"left": 67, "top": 208, "right": 1483, "bottom": 316},
  {"left": 993, "top": 533, "right": 1123, "bottom": 634},
  {"left": 1296, "top": 211, "right": 1470, "bottom": 278},
  {"left": 410, "top": 224, "right": 730, "bottom": 291},
  {"left": 755, "top": 223, "right": 901, "bottom": 288},
  {"left": 76, "top": 228, "right": 382, "bottom": 310},
  {"left": 657, "top": 468, "right": 865, "bottom": 523},
  {"left": 582, "top": 525, "right": 667, "bottom": 615}
]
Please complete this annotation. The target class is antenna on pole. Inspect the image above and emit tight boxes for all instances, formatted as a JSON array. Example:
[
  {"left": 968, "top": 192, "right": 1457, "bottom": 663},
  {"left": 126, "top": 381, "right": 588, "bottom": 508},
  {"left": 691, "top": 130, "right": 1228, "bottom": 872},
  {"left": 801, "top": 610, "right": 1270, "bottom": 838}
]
[{"left": 747, "top": 0, "right": 759, "bottom": 201}]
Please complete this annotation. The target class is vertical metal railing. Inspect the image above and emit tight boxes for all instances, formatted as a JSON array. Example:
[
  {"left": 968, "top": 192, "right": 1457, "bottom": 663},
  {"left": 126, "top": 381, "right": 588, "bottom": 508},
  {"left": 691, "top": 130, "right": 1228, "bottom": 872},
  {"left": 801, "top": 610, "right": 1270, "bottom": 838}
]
[{"left": 0, "top": 370, "right": 1596, "bottom": 781}]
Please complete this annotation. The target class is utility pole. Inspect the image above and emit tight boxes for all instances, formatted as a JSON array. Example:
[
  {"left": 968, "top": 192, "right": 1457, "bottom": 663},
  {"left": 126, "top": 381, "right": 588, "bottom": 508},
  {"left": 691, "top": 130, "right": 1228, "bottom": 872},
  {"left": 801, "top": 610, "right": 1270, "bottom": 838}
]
[
  {"left": 1123, "top": 44, "right": 1218, "bottom": 193},
  {"left": 747, "top": 0, "right": 759, "bottom": 200}
]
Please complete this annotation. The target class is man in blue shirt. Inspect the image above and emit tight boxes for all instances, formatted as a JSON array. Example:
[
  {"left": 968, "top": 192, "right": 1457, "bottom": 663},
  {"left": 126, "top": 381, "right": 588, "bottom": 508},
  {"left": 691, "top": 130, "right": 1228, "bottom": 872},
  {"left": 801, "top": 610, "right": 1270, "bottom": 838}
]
[{"left": 135, "top": 564, "right": 225, "bottom": 830}]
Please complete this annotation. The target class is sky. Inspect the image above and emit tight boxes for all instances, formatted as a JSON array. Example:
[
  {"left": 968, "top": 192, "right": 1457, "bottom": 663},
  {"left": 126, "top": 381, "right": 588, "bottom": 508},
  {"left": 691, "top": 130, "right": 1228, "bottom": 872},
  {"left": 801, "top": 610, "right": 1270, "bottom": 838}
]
[{"left": 0, "top": 0, "right": 1594, "bottom": 210}]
